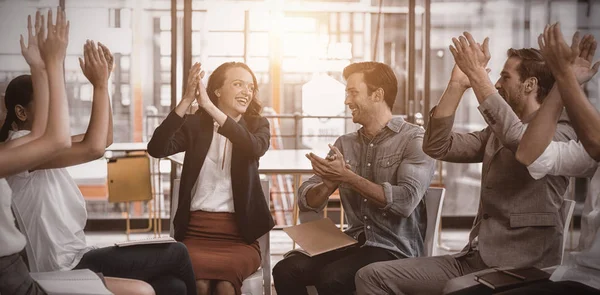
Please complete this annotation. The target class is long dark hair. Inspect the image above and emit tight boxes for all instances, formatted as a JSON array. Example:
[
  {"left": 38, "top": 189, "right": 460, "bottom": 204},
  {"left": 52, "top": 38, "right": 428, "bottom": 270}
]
[
  {"left": 205, "top": 62, "right": 262, "bottom": 118},
  {"left": 1, "top": 75, "right": 33, "bottom": 142}
]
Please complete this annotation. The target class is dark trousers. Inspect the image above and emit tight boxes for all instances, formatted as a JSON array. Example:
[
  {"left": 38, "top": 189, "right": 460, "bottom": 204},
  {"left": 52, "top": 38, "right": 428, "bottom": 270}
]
[
  {"left": 497, "top": 280, "right": 600, "bottom": 295},
  {"left": 74, "top": 242, "right": 196, "bottom": 295},
  {"left": 272, "top": 239, "right": 397, "bottom": 295},
  {"left": 0, "top": 253, "right": 46, "bottom": 295}
]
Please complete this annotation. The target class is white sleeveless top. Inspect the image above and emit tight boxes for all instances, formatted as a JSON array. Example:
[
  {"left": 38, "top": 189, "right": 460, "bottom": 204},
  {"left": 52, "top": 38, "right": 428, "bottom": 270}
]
[{"left": 7, "top": 130, "right": 93, "bottom": 271}]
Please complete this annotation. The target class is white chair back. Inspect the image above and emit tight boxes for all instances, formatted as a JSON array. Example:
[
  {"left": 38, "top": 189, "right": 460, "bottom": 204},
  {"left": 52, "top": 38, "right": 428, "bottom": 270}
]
[{"left": 423, "top": 187, "right": 446, "bottom": 257}]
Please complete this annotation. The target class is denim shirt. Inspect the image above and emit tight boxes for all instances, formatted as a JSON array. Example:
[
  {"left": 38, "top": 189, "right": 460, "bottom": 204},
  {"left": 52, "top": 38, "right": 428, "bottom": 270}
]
[{"left": 298, "top": 117, "right": 436, "bottom": 258}]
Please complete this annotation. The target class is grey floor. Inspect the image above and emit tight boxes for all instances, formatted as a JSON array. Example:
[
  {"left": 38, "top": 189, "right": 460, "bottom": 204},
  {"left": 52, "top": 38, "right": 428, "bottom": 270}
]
[{"left": 86, "top": 228, "right": 581, "bottom": 294}]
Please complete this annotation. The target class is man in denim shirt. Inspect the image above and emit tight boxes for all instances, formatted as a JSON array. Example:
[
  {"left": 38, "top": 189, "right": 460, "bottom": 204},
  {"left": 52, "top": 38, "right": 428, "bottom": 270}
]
[{"left": 272, "top": 61, "right": 436, "bottom": 295}]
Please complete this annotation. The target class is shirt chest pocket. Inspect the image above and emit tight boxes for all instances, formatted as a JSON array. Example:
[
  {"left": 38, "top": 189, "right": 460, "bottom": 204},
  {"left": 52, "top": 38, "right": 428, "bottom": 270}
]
[{"left": 375, "top": 154, "right": 403, "bottom": 181}]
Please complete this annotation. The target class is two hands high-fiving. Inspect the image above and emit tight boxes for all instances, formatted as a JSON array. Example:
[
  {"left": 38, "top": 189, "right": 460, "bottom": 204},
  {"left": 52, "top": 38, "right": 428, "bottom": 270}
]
[{"left": 305, "top": 144, "right": 353, "bottom": 189}]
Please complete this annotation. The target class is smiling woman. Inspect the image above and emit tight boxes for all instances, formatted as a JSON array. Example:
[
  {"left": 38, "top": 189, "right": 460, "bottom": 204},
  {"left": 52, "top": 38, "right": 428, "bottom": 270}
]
[{"left": 147, "top": 61, "right": 274, "bottom": 295}]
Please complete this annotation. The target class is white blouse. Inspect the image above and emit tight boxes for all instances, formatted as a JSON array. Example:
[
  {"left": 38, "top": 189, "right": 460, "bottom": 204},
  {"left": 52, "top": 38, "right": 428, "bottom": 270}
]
[{"left": 190, "top": 122, "right": 235, "bottom": 213}]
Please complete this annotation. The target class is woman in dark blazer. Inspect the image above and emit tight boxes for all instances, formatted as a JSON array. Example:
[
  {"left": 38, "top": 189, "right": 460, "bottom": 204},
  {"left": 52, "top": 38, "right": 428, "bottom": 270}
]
[{"left": 148, "top": 62, "right": 275, "bottom": 295}]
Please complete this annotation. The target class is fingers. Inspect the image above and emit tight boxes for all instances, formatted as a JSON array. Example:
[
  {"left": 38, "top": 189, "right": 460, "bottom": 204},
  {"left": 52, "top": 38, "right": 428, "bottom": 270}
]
[
  {"left": 538, "top": 33, "right": 545, "bottom": 51},
  {"left": 306, "top": 152, "right": 329, "bottom": 167},
  {"left": 97, "top": 46, "right": 107, "bottom": 65},
  {"left": 328, "top": 144, "right": 343, "bottom": 158},
  {"left": 187, "top": 62, "right": 201, "bottom": 85},
  {"left": 586, "top": 37, "right": 597, "bottom": 63},
  {"left": 83, "top": 42, "right": 91, "bottom": 68},
  {"left": 98, "top": 42, "right": 114, "bottom": 63},
  {"left": 78, "top": 57, "right": 85, "bottom": 72},
  {"left": 34, "top": 11, "right": 41, "bottom": 35},
  {"left": 65, "top": 20, "right": 70, "bottom": 40},
  {"left": 312, "top": 164, "right": 328, "bottom": 177},
  {"left": 20, "top": 35, "right": 26, "bottom": 52},
  {"left": 553, "top": 22, "right": 567, "bottom": 47},
  {"left": 47, "top": 9, "right": 53, "bottom": 34},
  {"left": 27, "top": 15, "right": 33, "bottom": 38},
  {"left": 90, "top": 41, "right": 101, "bottom": 64},
  {"left": 570, "top": 31, "right": 581, "bottom": 54},
  {"left": 38, "top": 14, "right": 45, "bottom": 44},
  {"left": 458, "top": 36, "right": 469, "bottom": 52},
  {"left": 592, "top": 61, "right": 600, "bottom": 76},
  {"left": 451, "top": 38, "right": 462, "bottom": 54},
  {"left": 543, "top": 23, "right": 551, "bottom": 47},
  {"left": 482, "top": 37, "right": 491, "bottom": 60},
  {"left": 463, "top": 31, "right": 477, "bottom": 50},
  {"left": 449, "top": 45, "right": 458, "bottom": 60}
]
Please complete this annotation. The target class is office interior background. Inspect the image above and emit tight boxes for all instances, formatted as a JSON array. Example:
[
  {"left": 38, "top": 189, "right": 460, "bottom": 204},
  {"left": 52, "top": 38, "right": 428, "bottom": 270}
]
[{"left": 0, "top": 0, "right": 598, "bottom": 230}]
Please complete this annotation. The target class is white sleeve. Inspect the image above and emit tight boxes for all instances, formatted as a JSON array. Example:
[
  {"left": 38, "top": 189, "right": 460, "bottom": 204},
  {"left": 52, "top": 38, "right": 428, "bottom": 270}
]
[{"left": 527, "top": 140, "right": 599, "bottom": 179}]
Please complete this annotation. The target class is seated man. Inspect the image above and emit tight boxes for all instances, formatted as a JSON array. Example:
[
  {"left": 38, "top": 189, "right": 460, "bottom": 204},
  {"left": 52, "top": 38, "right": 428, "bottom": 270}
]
[
  {"left": 503, "top": 23, "right": 600, "bottom": 295},
  {"left": 355, "top": 32, "right": 576, "bottom": 295},
  {"left": 272, "top": 61, "right": 436, "bottom": 295}
]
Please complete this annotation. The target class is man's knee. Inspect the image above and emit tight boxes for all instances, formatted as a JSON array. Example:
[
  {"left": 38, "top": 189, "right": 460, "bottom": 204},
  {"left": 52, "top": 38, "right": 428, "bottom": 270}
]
[
  {"left": 315, "top": 265, "right": 352, "bottom": 293},
  {"left": 355, "top": 263, "right": 381, "bottom": 286},
  {"left": 272, "top": 258, "right": 294, "bottom": 282}
]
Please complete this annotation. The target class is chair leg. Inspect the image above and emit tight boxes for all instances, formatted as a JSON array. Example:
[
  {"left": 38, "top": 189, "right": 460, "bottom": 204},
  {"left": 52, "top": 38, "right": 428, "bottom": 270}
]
[{"left": 126, "top": 202, "right": 131, "bottom": 241}]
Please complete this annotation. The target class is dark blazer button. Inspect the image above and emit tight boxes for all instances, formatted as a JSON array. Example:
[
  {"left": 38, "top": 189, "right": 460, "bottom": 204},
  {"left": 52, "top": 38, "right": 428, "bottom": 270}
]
[{"left": 483, "top": 213, "right": 490, "bottom": 220}]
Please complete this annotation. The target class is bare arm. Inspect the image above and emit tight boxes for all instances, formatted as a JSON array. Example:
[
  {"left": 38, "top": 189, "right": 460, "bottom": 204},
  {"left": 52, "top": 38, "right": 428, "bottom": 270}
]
[
  {"left": 34, "top": 41, "right": 110, "bottom": 169},
  {"left": 515, "top": 86, "right": 563, "bottom": 165},
  {"left": 536, "top": 23, "right": 600, "bottom": 161},
  {"left": 99, "top": 42, "right": 114, "bottom": 147},
  {"left": 0, "top": 9, "right": 72, "bottom": 178},
  {"left": 1, "top": 12, "right": 49, "bottom": 149},
  {"left": 558, "top": 71, "right": 600, "bottom": 160}
]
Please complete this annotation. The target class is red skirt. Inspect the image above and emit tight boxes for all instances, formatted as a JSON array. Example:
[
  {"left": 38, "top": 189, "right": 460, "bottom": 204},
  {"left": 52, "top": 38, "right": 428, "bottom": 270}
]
[{"left": 182, "top": 210, "right": 260, "bottom": 295}]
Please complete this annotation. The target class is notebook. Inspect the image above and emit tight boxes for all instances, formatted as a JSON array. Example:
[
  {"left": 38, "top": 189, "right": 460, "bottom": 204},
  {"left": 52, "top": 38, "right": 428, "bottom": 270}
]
[
  {"left": 30, "top": 269, "right": 112, "bottom": 295},
  {"left": 474, "top": 267, "right": 550, "bottom": 291},
  {"left": 115, "top": 236, "right": 176, "bottom": 247},
  {"left": 283, "top": 218, "right": 358, "bottom": 257}
]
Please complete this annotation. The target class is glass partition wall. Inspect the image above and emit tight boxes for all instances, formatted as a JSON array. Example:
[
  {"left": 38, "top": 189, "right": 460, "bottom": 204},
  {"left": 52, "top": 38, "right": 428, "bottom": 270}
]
[{"left": 0, "top": 0, "right": 597, "bottom": 226}]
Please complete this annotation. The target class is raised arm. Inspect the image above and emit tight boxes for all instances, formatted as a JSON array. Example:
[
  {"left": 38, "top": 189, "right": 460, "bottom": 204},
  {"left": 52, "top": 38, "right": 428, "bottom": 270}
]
[
  {"left": 0, "top": 8, "right": 71, "bottom": 178},
  {"left": 422, "top": 64, "right": 491, "bottom": 163},
  {"left": 517, "top": 29, "right": 599, "bottom": 165},
  {"left": 541, "top": 23, "right": 600, "bottom": 161},
  {"left": 147, "top": 63, "right": 202, "bottom": 158},
  {"left": 33, "top": 41, "right": 111, "bottom": 169},
  {"left": 99, "top": 42, "right": 114, "bottom": 147},
  {"left": 449, "top": 32, "right": 531, "bottom": 153},
  {"left": 1, "top": 12, "right": 49, "bottom": 149}
]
